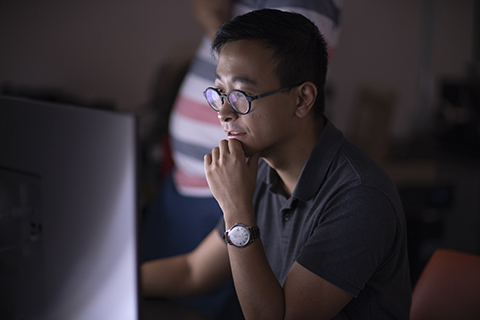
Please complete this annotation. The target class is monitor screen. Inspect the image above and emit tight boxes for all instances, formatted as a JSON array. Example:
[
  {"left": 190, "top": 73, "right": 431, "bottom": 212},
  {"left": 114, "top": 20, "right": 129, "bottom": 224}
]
[{"left": 0, "top": 96, "right": 139, "bottom": 319}]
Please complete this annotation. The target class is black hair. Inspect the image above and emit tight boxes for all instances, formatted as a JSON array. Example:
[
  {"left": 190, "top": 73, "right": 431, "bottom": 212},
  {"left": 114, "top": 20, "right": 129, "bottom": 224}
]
[{"left": 212, "top": 9, "right": 328, "bottom": 116}]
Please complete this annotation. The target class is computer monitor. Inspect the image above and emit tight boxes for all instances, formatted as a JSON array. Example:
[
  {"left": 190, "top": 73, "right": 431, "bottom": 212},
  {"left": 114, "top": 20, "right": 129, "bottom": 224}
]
[{"left": 0, "top": 96, "right": 139, "bottom": 319}]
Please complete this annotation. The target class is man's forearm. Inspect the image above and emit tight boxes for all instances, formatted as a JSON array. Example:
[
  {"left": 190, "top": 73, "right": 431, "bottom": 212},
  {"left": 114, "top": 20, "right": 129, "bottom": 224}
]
[
  {"left": 228, "top": 240, "right": 285, "bottom": 320},
  {"left": 141, "top": 229, "right": 232, "bottom": 298},
  {"left": 141, "top": 255, "right": 198, "bottom": 298}
]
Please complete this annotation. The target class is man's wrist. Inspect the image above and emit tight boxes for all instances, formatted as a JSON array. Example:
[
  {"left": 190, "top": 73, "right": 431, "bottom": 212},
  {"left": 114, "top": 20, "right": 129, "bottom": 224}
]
[{"left": 224, "top": 207, "right": 256, "bottom": 230}]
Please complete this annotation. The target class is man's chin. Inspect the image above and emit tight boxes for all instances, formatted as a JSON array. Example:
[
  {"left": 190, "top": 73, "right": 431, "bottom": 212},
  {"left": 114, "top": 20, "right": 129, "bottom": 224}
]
[
  {"left": 233, "top": 140, "right": 259, "bottom": 158},
  {"left": 241, "top": 145, "right": 255, "bottom": 158}
]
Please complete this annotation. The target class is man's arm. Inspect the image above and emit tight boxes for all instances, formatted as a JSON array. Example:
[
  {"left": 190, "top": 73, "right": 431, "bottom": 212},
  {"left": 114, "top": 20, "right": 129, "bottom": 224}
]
[
  {"left": 191, "top": 0, "right": 232, "bottom": 39},
  {"left": 205, "top": 139, "right": 353, "bottom": 319},
  {"left": 228, "top": 240, "right": 353, "bottom": 320},
  {"left": 283, "top": 262, "right": 353, "bottom": 319},
  {"left": 141, "top": 229, "right": 231, "bottom": 298}
]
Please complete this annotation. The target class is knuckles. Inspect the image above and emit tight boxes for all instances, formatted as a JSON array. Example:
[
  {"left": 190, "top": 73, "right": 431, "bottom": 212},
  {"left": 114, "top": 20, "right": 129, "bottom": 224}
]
[{"left": 205, "top": 139, "right": 247, "bottom": 174}]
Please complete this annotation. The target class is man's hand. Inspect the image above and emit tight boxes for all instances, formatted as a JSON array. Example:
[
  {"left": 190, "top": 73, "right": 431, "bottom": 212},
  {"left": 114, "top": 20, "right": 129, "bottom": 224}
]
[{"left": 204, "top": 139, "right": 259, "bottom": 225}]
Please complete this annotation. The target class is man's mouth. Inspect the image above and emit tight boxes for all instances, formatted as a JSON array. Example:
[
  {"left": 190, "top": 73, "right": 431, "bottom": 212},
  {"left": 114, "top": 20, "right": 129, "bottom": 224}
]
[{"left": 227, "top": 131, "right": 246, "bottom": 138}]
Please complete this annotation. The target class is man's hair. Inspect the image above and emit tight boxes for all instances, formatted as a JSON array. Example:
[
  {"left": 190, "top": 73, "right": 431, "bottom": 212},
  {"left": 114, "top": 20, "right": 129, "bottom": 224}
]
[{"left": 212, "top": 9, "right": 328, "bottom": 116}]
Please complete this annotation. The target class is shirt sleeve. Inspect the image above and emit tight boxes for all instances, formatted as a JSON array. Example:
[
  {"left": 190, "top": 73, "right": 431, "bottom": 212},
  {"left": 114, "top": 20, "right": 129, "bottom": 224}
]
[{"left": 296, "top": 184, "right": 399, "bottom": 297}]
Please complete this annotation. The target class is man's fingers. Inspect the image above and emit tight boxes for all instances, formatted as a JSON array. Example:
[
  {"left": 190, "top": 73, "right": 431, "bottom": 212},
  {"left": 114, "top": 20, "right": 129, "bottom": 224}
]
[
  {"left": 206, "top": 139, "right": 247, "bottom": 169},
  {"left": 218, "top": 139, "right": 230, "bottom": 154},
  {"left": 227, "top": 138, "right": 245, "bottom": 157},
  {"left": 204, "top": 153, "right": 212, "bottom": 166},
  {"left": 211, "top": 146, "right": 220, "bottom": 160}
]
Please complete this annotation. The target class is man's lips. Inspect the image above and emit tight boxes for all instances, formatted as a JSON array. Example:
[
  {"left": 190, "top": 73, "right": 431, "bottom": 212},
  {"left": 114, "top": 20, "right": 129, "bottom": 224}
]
[{"left": 226, "top": 131, "right": 246, "bottom": 138}]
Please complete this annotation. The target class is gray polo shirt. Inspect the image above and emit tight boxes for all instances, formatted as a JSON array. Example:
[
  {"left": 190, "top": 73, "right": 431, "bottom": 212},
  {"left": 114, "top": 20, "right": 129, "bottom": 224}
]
[{"left": 217, "top": 119, "right": 411, "bottom": 319}]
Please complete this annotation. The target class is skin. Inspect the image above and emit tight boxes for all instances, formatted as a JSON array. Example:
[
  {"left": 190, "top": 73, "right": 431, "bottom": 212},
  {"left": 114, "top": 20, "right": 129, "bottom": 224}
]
[
  {"left": 142, "top": 40, "right": 353, "bottom": 319},
  {"left": 191, "top": 0, "right": 232, "bottom": 39}
]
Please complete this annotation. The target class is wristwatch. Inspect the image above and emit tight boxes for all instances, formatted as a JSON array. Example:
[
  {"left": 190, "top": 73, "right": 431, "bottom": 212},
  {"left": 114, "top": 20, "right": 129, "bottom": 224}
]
[{"left": 224, "top": 223, "right": 260, "bottom": 248}]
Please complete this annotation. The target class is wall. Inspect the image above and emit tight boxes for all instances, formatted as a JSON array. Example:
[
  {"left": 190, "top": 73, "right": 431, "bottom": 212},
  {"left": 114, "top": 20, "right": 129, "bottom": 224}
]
[
  {"left": 0, "top": 0, "right": 476, "bottom": 139},
  {"left": 0, "top": 0, "right": 202, "bottom": 112},
  {"left": 327, "top": 0, "right": 475, "bottom": 138}
]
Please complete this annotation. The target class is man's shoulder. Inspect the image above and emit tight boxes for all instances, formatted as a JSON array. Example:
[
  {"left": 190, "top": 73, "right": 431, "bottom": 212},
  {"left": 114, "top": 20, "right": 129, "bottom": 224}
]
[{"left": 337, "top": 138, "right": 396, "bottom": 190}]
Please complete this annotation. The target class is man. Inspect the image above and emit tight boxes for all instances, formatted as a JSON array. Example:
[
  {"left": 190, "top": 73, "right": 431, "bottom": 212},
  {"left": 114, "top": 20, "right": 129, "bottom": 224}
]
[
  {"left": 142, "top": 1, "right": 341, "bottom": 318},
  {"left": 142, "top": 9, "right": 411, "bottom": 319}
]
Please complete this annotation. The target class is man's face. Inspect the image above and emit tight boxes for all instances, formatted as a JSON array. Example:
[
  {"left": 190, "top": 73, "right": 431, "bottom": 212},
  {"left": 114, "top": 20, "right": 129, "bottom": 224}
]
[{"left": 214, "top": 40, "right": 298, "bottom": 158}]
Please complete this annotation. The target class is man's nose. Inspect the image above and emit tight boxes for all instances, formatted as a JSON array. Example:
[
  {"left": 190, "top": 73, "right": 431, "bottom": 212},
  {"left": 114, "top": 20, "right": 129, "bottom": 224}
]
[{"left": 217, "top": 101, "right": 237, "bottom": 122}]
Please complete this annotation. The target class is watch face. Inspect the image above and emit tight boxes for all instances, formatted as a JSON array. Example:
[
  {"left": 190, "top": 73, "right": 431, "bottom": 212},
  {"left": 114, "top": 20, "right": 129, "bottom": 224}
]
[{"left": 229, "top": 225, "right": 250, "bottom": 247}]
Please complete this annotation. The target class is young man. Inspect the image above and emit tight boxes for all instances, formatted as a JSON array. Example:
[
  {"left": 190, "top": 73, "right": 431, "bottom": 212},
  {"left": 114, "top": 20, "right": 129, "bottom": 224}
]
[
  {"left": 142, "top": 9, "right": 411, "bottom": 319},
  {"left": 142, "top": 2, "right": 341, "bottom": 317}
]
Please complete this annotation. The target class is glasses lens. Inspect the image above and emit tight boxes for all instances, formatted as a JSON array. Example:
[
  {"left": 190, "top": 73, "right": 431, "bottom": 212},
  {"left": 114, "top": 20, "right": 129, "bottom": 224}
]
[
  {"left": 229, "top": 91, "right": 249, "bottom": 114},
  {"left": 205, "top": 89, "right": 222, "bottom": 111}
]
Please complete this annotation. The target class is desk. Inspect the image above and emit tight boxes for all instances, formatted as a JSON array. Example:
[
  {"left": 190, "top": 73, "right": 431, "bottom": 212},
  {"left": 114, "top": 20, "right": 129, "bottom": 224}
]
[{"left": 141, "top": 298, "right": 213, "bottom": 320}]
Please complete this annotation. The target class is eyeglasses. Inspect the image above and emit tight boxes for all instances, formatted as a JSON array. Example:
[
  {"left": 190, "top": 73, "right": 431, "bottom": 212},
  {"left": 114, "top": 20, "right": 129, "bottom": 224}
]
[{"left": 203, "top": 83, "right": 302, "bottom": 115}]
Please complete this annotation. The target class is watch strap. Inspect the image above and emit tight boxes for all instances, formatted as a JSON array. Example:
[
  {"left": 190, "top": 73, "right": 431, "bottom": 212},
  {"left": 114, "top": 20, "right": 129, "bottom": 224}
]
[{"left": 249, "top": 225, "right": 260, "bottom": 241}]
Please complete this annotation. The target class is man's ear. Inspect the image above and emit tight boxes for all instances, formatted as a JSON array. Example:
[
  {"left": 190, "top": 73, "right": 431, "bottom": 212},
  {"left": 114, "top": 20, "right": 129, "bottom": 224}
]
[{"left": 295, "top": 82, "right": 317, "bottom": 118}]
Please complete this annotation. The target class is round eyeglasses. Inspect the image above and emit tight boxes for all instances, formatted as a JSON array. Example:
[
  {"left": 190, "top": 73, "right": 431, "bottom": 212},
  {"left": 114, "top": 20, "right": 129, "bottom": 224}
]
[{"left": 203, "top": 83, "right": 302, "bottom": 115}]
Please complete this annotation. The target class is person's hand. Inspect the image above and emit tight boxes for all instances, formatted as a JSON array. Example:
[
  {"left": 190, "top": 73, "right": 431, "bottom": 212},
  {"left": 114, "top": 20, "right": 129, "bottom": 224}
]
[
  {"left": 204, "top": 139, "right": 259, "bottom": 225},
  {"left": 191, "top": 0, "right": 232, "bottom": 39}
]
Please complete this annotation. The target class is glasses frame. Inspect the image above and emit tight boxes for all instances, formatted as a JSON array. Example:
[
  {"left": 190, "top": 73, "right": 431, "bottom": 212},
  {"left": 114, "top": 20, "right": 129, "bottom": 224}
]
[{"left": 203, "top": 83, "right": 303, "bottom": 115}]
